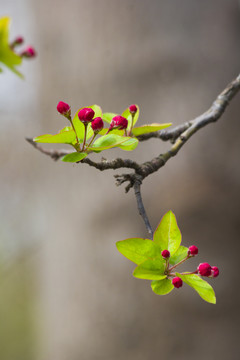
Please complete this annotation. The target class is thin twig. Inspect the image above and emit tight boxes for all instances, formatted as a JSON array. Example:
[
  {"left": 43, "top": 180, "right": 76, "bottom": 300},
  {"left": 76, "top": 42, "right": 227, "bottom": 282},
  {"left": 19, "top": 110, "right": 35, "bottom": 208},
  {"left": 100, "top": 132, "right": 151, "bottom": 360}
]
[{"left": 133, "top": 179, "right": 153, "bottom": 239}]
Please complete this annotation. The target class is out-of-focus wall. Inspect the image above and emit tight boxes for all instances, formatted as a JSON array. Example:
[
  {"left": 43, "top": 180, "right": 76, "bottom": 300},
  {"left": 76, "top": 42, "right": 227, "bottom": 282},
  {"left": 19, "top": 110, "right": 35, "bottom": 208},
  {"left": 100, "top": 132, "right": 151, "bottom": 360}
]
[{"left": 0, "top": 1, "right": 240, "bottom": 360}]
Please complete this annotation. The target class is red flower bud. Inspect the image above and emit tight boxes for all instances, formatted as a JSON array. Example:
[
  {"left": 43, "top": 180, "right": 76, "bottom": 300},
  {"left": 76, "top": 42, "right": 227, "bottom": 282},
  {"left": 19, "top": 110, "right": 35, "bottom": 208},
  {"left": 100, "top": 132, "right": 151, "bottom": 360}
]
[
  {"left": 109, "top": 115, "right": 128, "bottom": 131},
  {"left": 57, "top": 101, "right": 71, "bottom": 117},
  {"left": 21, "top": 46, "right": 36, "bottom": 58},
  {"left": 14, "top": 36, "right": 24, "bottom": 45},
  {"left": 198, "top": 263, "right": 212, "bottom": 277},
  {"left": 91, "top": 117, "right": 104, "bottom": 133},
  {"left": 129, "top": 104, "right": 137, "bottom": 114},
  {"left": 172, "top": 277, "right": 183, "bottom": 288},
  {"left": 211, "top": 266, "right": 219, "bottom": 278},
  {"left": 78, "top": 108, "right": 95, "bottom": 123},
  {"left": 161, "top": 249, "right": 170, "bottom": 259},
  {"left": 188, "top": 245, "right": 198, "bottom": 256}
]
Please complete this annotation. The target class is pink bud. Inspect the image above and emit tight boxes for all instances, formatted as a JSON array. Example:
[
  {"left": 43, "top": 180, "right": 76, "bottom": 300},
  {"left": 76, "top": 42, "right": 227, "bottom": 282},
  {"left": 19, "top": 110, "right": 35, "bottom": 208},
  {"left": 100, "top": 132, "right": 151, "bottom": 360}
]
[
  {"left": 172, "top": 277, "right": 183, "bottom": 288},
  {"left": 211, "top": 266, "right": 219, "bottom": 278},
  {"left": 21, "top": 46, "right": 36, "bottom": 58},
  {"left": 78, "top": 108, "right": 95, "bottom": 123},
  {"left": 129, "top": 104, "right": 137, "bottom": 114},
  {"left": 109, "top": 115, "right": 128, "bottom": 131},
  {"left": 161, "top": 249, "right": 170, "bottom": 259},
  {"left": 188, "top": 245, "right": 198, "bottom": 256},
  {"left": 57, "top": 101, "right": 71, "bottom": 117},
  {"left": 91, "top": 117, "right": 104, "bottom": 133},
  {"left": 14, "top": 36, "right": 24, "bottom": 45},
  {"left": 198, "top": 263, "right": 212, "bottom": 277}
]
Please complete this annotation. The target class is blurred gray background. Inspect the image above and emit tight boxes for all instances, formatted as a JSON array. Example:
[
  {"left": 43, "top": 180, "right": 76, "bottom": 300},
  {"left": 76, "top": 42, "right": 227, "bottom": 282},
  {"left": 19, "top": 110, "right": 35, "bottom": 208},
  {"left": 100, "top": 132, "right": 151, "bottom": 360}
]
[{"left": 0, "top": 1, "right": 240, "bottom": 359}]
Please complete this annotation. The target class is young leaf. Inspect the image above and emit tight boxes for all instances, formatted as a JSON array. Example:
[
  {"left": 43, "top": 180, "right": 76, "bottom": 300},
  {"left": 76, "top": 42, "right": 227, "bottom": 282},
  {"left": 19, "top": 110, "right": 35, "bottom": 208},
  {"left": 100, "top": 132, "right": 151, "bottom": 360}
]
[
  {"left": 176, "top": 273, "right": 216, "bottom": 304},
  {"left": 131, "top": 123, "right": 172, "bottom": 137},
  {"left": 118, "top": 137, "right": 139, "bottom": 151},
  {"left": 102, "top": 112, "right": 117, "bottom": 124},
  {"left": 169, "top": 246, "right": 189, "bottom": 266},
  {"left": 153, "top": 210, "right": 181, "bottom": 255},
  {"left": 133, "top": 257, "right": 166, "bottom": 280},
  {"left": 34, "top": 130, "right": 76, "bottom": 144},
  {"left": 98, "top": 128, "right": 124, "bottom": 136},
  {"left": 151, "top": 278, "right": 174, "bottom": 295},
  {"left": 61, "top": 152, "right": 87, "bottom": 163},
  {"left": 88, "top": 134, "right": 131, "bottom": 151},
  {"left": 116, "top": 238, "right": 162, "bottom": 265},
  {"left": 122, "top": 105, "right": 140, "bottom": 131},
  {"left": 0, "top": 17, "right": 23, "bottom": 77}
]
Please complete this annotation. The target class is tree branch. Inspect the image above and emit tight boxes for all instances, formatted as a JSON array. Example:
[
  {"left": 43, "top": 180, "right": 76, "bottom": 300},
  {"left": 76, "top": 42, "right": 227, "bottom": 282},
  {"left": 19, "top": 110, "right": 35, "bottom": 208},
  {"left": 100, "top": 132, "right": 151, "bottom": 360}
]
[
  {"left": 133, "top": 179, "right": 153, "bottom": 239},
  {"left": 27, "top": 73, "right": 240, "bottom": 189},
  {"left": 115, "top": 73, "right": 240, "bottom": 190}
]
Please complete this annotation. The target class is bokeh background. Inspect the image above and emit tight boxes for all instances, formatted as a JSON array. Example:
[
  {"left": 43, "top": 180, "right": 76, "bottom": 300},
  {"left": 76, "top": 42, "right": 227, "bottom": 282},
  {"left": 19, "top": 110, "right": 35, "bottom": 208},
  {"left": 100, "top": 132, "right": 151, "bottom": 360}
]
[{"left": 0, "top": 1, "right": 240, "bottom": 359}]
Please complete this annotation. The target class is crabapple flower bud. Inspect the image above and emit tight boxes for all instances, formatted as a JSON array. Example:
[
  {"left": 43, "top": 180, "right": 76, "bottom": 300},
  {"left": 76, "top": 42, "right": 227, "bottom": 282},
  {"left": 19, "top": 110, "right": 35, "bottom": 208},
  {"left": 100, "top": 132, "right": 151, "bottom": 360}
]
[
  {"left": 109, "top": 115, "right": 128, "bottom": 131},
  {"left": 78, "top": 108, "right": 95, "bottom": 123},
  {"left": 91, "top": 117, "right": 104, "bottom": 133},
  {"left": 161, "top": 249, "right": 170, "bottom": 259},
  {"left": 129, "top": 104, "right": 137, "bottom": 114},
  {"left": 57, "top": 101, "right": 71, "bottom": 118},
  {"left": 188, "top": 245, "right": 198, "bottom": 256},
  {"left": 198, "top": 263, "right": 212, "bottom": 277},
  {"left": 11, "top": 36, "right": 24, "bottom": 47},
  {"left": 21, "top": 46, "right": 36, "bottom": 58},
  {"left": 172, "top": 277, "right": 183, "bottom": 288},
  {"left": 211, "top": 266, "right": 219, "bottom": 278}
]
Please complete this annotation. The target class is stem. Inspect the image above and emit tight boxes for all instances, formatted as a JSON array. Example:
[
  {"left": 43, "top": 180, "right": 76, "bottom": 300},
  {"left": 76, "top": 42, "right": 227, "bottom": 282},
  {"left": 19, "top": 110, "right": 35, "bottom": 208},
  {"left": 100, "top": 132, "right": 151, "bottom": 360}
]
[
  {"left": 133, "top": 181, "right": 153, "bottom": 239},
  {"left": 68, "top": 116, "right": 80, "bottom": 148},
  {"left": 87, "top": 133, "right": 97, "bottom": 148},
  {"left": 81, "top": 123, "right": 88, "bottom": 151},
  {"left": 168, "top": 255, "right": 190, "bottom": 272},
  {"left": 127, "top": 114, "right": 134, "bottom": 136}
]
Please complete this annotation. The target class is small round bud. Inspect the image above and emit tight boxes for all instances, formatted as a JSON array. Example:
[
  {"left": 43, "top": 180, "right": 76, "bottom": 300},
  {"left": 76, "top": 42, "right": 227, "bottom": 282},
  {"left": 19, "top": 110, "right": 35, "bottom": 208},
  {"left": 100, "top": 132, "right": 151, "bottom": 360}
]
[
  {"left": 172, "top": 277, "right": 183, "bottom": 288},
  {"left": 188, "top": 245, "right": 198, "bottom": 256},
  {"left": 57, "top": 101, "right": 71, "bottom": 117},
  {"left": 78, "top": 108, "right": 95, "bottom": 123},
  {"left": 198, "top": 263, "right": 212, "bottom": 277},
  {"left": 129, "top": 104, "right": 137, "bottom": 114},
  {"left": 21, "top": 46, "right": 36, "bottom": 58},
  {"left": 14, "top": 36, "right": 24, "bottom": 45},
  {"left": 109, "top": 115, "right": 128, "bottom": 131},
  {"left": 161, "top": 249, "right": 170, "bottom": 259},
  {"left": 211, "top": 266, "right": 219, "bottom": 278},
  {"left": 91, "top": 117, "right": 104, "bottom": 133}
]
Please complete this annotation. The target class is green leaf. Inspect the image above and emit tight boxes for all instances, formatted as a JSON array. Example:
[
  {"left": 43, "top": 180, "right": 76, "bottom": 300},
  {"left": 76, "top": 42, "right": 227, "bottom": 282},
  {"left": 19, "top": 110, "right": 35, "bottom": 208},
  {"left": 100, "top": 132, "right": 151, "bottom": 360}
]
[
  {"left": 122, "top": 105, "right": 140, "bottom": 131},
  {"left": 72, "top": 105, "right": 102, "bottom": 141},
  {"left": 133, "top": 257, "right": 166, "bottom": 280},
  {"left": 116, "top": 238, "right": 162, "bottom": 265},
  {"left": 176, "top": 273, "right": 216, "bottom": 304},
  {"left": 61, "top": 152, "right": 87, "bottom": 163},
  {"left": 118, "top": 137, "right": 139, "bottom": 151},
  {"left": 151, "top": 278, "right": 174, "bottom": 295},
  {"left": 153, "top": 211, "right": 181, "bottom": 255},
  {"left": 0, "top": 17, "right": 23, "bottom": 77},
  {"left": 169, "top": 246, "right": 188, "bottom": 266},
  {"left": 88, "top": 134, "right": 130, "bottom": 151},
  {"left": 34, "top": 130, "right": 76, "bottom": 144},
  {"left": 132, "top": 123, "right": 172, "bottom": 137},
  {"left": 102, "top": 112, "right": 117, "bottom": 124}
]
